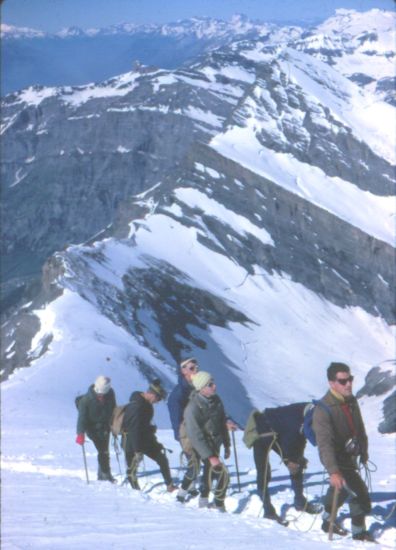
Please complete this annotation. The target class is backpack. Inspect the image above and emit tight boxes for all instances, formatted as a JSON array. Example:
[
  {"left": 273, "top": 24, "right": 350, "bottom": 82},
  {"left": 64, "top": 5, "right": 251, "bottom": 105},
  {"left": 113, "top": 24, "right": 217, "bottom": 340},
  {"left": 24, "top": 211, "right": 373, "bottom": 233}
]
[
  {"left": 75, "top": 395, "right": 84, "bottom": 410},
  {"left": 179, "top": 419, "right": 193, "bottom": 455},
  {"left": 110, "top": 405, "right": 128, "bottom": 437},
  {"left": 243, "top": 409, "right": 261, "bottom": 449},
  {"left": 303, "top": 400, "right": 331, "bottom": 446}
]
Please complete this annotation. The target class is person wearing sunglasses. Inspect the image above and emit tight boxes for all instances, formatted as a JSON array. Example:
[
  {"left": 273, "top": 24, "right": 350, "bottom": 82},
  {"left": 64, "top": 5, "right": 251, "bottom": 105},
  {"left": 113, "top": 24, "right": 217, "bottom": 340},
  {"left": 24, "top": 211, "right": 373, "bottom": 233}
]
[
  {"left": 313, "top": 362, "right": 374, "bottom": 542},
  {"left": 167, "top": 357, "right": 201, "bottom": 502},
  {"left": 183, "top": 371, "right": 231, "bottom": 511}
]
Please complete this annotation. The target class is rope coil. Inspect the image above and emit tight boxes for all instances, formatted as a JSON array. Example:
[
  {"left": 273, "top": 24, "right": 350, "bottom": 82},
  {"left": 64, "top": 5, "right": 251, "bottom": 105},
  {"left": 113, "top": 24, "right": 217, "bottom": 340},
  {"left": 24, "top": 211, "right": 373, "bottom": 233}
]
[{"left": 208, "top": 463, "right": 230, "bottom": 504}]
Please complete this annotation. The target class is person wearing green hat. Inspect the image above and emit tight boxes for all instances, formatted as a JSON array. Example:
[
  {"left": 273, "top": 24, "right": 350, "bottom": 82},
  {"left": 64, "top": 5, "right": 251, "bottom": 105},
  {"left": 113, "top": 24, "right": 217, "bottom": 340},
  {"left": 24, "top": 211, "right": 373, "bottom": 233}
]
[{"left": 184, "top": 371, "right": 231, "bottom": 511}]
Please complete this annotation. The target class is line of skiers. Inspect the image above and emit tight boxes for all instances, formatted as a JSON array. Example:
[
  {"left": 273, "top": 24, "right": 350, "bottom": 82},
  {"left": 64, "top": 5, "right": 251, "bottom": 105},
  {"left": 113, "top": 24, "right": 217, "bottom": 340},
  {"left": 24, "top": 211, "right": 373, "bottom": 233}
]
[{"left": 76, "top": 360, "right": 375, "bottom": 542}]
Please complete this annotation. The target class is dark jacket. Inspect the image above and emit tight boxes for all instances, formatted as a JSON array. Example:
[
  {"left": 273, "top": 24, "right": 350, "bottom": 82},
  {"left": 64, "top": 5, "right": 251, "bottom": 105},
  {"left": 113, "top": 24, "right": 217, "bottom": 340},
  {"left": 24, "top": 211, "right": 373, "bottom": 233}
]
[
  {"left": 167, "top": 374, "right": 193, "bottom": 440},
  {"left": 122, "top": 391, "right": 158, "bottom": 453},
  {"left": 76, "top": 385, "right": 116, "bottom": 437},
  {"left": 256, "top": 402, "right": 307, "bottom": 461},
  {"left": 312, "top": 390, "right": 368, "bottom": 475},
  {"left": 184, "top": 391, "right": 230, "bottom": 460}
]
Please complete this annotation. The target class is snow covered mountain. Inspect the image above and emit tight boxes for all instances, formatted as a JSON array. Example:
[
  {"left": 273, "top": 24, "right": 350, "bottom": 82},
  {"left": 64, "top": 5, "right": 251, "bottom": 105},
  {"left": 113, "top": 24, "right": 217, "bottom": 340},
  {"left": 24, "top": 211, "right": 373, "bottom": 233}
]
[
  {"left": 1, "top": 15, "right": 283, "bottom": 95},
  {"left": 2, "top": 9, "right": 394, "bottom": 315},
  {"left": 1, "top": 11, "right": 395, "bottom": 547},
  {"left": 2, "top": 9, "right": 395, "bottom": 429},
  {"left": 294, "top": 9, "right": 396, "bottom": 105}
]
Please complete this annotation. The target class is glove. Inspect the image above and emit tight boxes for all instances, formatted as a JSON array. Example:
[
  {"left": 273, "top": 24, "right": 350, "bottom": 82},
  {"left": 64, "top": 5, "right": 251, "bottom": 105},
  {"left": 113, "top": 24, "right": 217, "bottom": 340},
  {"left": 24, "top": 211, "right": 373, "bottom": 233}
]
[
  {"left": 330, "top": 472, "right": 345, "bottom": 491},
  {"left": 226, "top": 419, "right": 238, "bottom": 431},
  {"left": 209, "top": 455, "right": 221, "bottom": 469},
  {"left": 76, "top": 433, "right": 85, "bottom": 445},
  {"left": 224, "top": 447, "right": 231, "bottom": 460}
]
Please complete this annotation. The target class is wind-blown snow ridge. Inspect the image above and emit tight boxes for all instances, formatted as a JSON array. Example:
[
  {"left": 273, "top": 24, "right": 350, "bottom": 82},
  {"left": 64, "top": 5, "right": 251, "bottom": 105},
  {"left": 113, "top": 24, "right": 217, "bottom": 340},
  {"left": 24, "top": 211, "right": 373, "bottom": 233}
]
[
  {"left": 211, "top": 126, "right": 395, "bottom": 247},
  {"left": 174, "top": 187, "right": 275, "bottom": 246}
]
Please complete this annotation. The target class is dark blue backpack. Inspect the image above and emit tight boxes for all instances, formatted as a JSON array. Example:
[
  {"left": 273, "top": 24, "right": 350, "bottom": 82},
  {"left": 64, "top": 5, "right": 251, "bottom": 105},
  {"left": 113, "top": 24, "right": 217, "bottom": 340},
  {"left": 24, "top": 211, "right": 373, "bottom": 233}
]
[
  {"left": 75, "top": 395, "right": 84, "bottom": 410},
  {"left": 303, "top": 400, "right": 331, "bottom": 446}
]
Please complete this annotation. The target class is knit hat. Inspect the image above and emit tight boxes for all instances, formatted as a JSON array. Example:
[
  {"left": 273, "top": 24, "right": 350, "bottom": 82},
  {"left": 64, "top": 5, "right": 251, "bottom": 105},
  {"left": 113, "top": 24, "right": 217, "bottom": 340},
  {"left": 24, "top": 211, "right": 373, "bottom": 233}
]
[
  {"left": 180, "top": 357, "right": 197, "bottom": 369},
  {"left": 191, "top": 371, "right": 212, "bottom": 391},
  {"left": 148, "top": 378, "right": 167, "bottom": 400},
  {"left": 94, "top": 375, "right": 111, "bottom": 395}
]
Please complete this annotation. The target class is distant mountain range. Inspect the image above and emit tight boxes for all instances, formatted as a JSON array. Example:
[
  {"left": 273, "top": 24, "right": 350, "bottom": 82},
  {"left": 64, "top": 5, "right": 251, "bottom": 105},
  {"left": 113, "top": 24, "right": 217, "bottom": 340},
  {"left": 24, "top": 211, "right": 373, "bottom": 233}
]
[
  {"left": 1, "top": 15, "right": 282, "bottom": 95},
  {"left": 1, "top": 9, "right": 395, "bottom": 431}
]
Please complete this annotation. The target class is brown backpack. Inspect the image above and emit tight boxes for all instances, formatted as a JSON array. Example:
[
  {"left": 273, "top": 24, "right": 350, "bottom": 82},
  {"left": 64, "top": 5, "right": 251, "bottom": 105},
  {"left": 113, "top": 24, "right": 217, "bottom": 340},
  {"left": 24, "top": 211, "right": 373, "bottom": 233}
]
[
  {"left": 179, "top": 420, "right": 193, "bottom": 454},
  {"left": 110, "top": 405, "right": 127, "bottom": 437}
]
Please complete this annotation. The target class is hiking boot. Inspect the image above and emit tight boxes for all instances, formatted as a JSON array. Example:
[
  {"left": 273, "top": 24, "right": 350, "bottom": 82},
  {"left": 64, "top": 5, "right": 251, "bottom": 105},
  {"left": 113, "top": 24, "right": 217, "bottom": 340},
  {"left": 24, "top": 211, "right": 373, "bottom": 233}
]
[
  {"left": 128, "top": 477, "right": 140, "bottom": 490},
  {"left": 107, "top": 474, "right": 117, "bottom": 484},
  {"left": 98, "top": 470, "right": 116, "bottom": 483},
  {"left": 264, "top": 512, "right": 289, "bottom": 527},
  {"left": 321, "top": 520, "right": 348, "bottom": 536},
  {"left": 352, "top": 531, "right": 376, "bottom": 542},
  {"left": 295, "top": 501, "right": 322, "bottom": 514},
  {"left": 166, "top": 484, "right": 178, "bottom": 493},
  {"left": 188, "top": 488, "right": 200, "bottom": 497},
  {"left": 209, "top": 503, "right": 226, "bottom": 513},
  {"left": 199, "top": 497, "right": 209, "bottom": 508},
  {"left": 176, "top": 489, "right": 188, "bottom": 503}
]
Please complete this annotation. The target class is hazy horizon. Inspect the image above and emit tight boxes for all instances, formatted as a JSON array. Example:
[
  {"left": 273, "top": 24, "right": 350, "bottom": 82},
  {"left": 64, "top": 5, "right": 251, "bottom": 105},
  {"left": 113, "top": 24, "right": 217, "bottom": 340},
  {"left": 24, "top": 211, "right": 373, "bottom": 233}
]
[{"left": 2, "top": 0, "right": 394, "bottom": 33}]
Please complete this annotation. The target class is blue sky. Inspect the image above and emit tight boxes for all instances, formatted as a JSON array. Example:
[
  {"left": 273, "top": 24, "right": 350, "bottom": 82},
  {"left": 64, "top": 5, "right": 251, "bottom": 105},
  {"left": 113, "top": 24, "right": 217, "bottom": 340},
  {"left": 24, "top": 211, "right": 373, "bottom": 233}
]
[{"left": 2, "top": 0, "right": 394, "bottom": 32}]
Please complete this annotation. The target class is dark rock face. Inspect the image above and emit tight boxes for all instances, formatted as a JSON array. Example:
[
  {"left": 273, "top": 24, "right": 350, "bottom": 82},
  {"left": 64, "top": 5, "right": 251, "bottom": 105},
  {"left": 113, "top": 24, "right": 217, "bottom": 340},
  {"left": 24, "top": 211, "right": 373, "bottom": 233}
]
[
  {"left": 379, "top": 391, "right": 396, "bottom": 434},
  {"left": 153, "top": 144, "right": 395, "bottom": 324},
  {"left": 356, "top": 362, "right": 396, "bottom": 434},
  {"left": 376, "top": 77, "right": 396, "bottom": 107},
  {"left": 356, "top": 364, "right": 396, "bottom": 398},
  {"left": 1, "top": 60, "right": 249, "bottom": 313}
]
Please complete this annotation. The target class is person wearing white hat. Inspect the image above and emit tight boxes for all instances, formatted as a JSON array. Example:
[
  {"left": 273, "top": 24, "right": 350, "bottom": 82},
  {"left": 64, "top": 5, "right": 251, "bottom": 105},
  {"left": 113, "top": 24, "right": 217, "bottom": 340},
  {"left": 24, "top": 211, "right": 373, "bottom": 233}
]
[{"left": 76, "top": 375, "right": 116, "bottom": 482}]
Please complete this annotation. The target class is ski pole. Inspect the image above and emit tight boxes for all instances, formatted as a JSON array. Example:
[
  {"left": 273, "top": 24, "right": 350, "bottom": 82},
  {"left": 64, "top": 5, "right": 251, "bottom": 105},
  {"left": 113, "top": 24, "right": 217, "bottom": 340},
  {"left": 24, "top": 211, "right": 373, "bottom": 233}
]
[
  {"left": 231, "top": 430, "right": 241, "bottom": 492},
  {"left": 81, "top": 443, "right": 90, "bottom": 484},
  {"left": 328, "top": 487, "right": 339, "bottom": 541},
  {"left": 113, "top": 436, "right": 123, "bottom": 477}
]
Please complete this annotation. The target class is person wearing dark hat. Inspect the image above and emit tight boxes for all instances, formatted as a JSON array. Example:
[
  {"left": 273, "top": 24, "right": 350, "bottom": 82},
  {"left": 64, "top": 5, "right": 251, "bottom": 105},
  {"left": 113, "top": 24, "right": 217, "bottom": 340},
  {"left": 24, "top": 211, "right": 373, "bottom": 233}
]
[
  {"left": 184, "top": 371, "right": 231, "bottom": 511},
  {"left": 122, "top": 379, "right": 177, "bottom": 492},
  {"left": 313, "top": 362, "right": 374, "bottom": 542},
  {"left": 168, "top": 358, "right": 201, "bottom": 502},
  {"left": 76, "top": 375, "right": 116, "bottom": 482}
]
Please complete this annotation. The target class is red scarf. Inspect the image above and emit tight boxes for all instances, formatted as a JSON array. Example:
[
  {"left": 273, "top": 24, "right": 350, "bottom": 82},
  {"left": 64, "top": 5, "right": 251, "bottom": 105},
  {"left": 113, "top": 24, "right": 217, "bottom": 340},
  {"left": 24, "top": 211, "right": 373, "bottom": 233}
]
[{"left": 340, "top": 403, "right": 356, "bottom": 437}]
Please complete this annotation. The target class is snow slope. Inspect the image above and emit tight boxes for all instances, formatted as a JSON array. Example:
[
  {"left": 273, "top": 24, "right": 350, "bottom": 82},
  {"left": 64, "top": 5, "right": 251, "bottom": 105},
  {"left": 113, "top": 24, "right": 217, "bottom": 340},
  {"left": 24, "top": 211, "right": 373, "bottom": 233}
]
[
  {"left": 1, "top": 219, "right": 395, "bottom": 545},
  {"left": 1, "top": 352, "right": 395, "bottom": 549}
]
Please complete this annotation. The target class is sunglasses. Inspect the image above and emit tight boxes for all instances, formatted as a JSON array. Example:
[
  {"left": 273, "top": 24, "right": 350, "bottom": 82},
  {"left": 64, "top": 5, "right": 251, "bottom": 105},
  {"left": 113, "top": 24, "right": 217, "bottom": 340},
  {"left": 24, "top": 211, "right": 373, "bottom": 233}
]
[
  {"left": 185, "top": 365, "right": 198, "bottom": 372},
  {"left": 206, "top": 381, "right": 215, "bottom": 388},
  {"left": 335, "top": 376, "right": 354, "bottom": 385}
]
